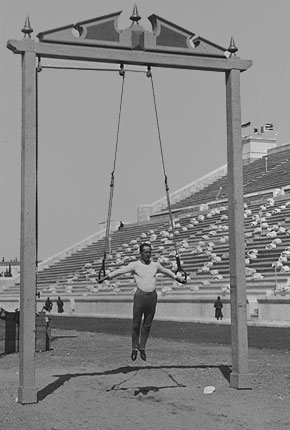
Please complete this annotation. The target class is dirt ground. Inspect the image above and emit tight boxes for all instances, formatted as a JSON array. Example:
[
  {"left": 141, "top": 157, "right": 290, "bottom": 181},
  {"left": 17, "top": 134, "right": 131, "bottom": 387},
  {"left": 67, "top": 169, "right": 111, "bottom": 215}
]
[{"left": 1, "top": 328, "right": 290, "bottom": 430}]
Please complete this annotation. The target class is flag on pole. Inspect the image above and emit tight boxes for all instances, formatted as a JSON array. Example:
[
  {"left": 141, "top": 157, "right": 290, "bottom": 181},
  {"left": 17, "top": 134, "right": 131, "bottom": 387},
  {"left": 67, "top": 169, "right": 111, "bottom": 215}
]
[
  {"left": 264, "top": 123, "right": 274, "bottom": 131},
  {"left": 241, "top": 121, "right": 251, "bottom": 128}
]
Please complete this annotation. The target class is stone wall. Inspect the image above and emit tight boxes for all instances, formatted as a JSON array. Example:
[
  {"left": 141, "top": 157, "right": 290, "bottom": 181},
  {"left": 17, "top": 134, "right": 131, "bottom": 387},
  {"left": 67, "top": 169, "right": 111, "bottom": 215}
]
[{"left": 137, "top": 164, "right": 227, "bottom": 221}]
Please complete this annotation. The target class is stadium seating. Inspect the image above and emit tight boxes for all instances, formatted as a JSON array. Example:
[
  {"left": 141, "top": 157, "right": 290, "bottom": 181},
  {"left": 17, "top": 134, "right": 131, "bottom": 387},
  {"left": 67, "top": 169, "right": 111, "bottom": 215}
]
[
  {"left": 2, "top": 145, "right": 290, "bottom": 309},
  {"left": 171, "top": 147, "right": 290, "bottom": 210}
]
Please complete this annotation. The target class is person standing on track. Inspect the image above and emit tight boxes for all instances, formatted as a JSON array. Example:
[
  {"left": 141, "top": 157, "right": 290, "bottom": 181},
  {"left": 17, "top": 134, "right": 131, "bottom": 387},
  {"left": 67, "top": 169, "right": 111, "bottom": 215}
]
[
  {"left": 98, "top": 242, "right": 187, "bottom": 361},
  {"left": 214, "top": 296, "right": 223, "bottom": 320}
]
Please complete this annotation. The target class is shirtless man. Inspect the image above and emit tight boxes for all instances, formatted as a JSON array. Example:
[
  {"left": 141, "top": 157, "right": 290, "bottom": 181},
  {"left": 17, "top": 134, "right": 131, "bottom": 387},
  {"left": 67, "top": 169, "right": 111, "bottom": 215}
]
[{"left": 99, "top": 243, "right": 186, "bottom": 361}]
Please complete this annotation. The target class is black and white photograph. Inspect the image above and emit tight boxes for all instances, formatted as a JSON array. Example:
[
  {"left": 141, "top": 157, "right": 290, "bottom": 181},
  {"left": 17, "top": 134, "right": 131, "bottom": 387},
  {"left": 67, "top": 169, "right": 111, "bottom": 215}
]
[{"left": 1, "top": 1, "right": 290, "bottom": 429}]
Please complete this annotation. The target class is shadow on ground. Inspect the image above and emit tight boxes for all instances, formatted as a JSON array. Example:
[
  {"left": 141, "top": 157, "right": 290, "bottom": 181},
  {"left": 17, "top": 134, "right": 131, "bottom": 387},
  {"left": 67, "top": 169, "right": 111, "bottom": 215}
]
[
  {"left": 51, "top": 335, "right": 78, "bottom": 341},
  {"left": 37, "top": 363, "right": 231, "bottom": 402}
]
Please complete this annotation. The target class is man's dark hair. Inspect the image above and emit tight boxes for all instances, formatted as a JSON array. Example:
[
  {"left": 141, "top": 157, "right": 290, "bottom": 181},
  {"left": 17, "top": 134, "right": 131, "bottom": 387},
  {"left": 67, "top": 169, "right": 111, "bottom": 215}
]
[{"left": 139, "top": 243, "right": 152, "bottom": 253}]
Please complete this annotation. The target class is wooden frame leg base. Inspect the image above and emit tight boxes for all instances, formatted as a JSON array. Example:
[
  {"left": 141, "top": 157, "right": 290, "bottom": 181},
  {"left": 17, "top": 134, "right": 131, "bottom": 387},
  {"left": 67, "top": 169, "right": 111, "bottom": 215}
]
[
  {"left": 18, "top": 386, "right": 37, "bottom": 404},
  {"left": 230, "top": 372, "right": 252, "bottom": 389}
]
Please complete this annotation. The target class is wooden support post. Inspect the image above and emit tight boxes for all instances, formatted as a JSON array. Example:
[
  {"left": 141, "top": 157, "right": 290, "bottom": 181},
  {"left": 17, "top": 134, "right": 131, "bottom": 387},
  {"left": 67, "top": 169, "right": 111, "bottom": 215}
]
[
  {"left": 225, "top": 68, "right": 251, "bottom": 389},
  {"left": 18, "top": 50, "right": 37, "bottom": 404}
]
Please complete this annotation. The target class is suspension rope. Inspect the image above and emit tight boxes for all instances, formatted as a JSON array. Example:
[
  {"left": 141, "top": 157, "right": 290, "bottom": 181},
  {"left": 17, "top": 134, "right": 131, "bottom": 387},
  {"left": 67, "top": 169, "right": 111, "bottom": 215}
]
[
  {"left": 99, "top": 65, "right": 126, "bottom": 280},
  {"left": 146, "top": 67, "right": 167, "bottom": 179},
  {"left": 146, "top": 66, "right": 187, "bottom": 280}
]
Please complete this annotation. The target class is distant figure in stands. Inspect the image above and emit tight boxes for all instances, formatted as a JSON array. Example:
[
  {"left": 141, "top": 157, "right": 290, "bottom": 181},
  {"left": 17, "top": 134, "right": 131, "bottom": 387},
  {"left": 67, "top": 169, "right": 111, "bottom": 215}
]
[
  {"left": 44, "top": 297, "right": 53, "bottom": 313},
  {"left": 98, "top": 243, "right": 187, "bottom": 361},
  {"left": 118, "top": 221, "right": 124, "bottom": 231},
  {"left": 0, "top": 307, "right": 6, "bottom": 320},
  {"left": 57, "top": 296, "right": 64, "bottom": 313},
  {"left": 214, "top": 296, "right": 223, "bottom": 320}
]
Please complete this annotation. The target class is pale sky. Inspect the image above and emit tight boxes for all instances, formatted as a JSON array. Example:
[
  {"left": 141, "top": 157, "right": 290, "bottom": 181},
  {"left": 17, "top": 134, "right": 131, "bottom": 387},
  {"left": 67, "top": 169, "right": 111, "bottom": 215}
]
[{"left": 1, "top": 0, "right": 290, "bottom": 261}]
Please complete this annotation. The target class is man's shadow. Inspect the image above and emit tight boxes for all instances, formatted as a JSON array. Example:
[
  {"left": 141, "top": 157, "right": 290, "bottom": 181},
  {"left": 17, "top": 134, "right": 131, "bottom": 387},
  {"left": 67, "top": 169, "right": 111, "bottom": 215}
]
[{"left": 37, "top": 363, "right": 232, "bottom": 402}]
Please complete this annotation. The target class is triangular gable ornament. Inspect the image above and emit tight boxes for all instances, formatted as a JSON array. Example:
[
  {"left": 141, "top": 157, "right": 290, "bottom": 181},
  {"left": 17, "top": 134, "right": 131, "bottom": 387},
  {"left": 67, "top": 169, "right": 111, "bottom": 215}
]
[{"left": 37, "top": 10, "right": 228, "bottom": 58}]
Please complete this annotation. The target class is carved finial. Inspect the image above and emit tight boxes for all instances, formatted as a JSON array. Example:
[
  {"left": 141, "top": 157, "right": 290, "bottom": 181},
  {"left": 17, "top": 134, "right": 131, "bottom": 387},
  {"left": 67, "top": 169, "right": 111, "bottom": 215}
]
[
  {"left": 130, "top": 4, "right": 141, "bottom": 24},
  {"left": 22, "top": 15, "right": 33, "bottom": 38},
  {"left": 228, "top": 36, "right": 238, "bottom": 57}
]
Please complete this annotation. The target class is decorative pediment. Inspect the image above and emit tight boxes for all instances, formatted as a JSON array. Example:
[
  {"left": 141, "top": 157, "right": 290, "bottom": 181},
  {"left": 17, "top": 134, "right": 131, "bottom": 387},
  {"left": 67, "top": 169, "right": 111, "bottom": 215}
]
[
  {"left": 36, "top": 8, "right": 228, "bottom": 58},
  {"left": 148, "top": 15, "right": 226, "bottom": 57},
  {"left": 37, "top": 11, "right": 123, "bottom": 45}
]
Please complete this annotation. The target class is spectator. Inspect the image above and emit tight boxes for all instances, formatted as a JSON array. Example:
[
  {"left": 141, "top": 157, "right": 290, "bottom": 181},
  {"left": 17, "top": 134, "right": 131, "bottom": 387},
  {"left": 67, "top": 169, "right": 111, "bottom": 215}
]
[
  {"left": 56, "top": 296, "right": 64, "bottom": 313},
  {"left": 214, "top": 296, "right": 223, "bottom": 320},
  {"left": 41, "top": 306, "right": 50, "bottom": 326},
  {"left": 118, "top": 221, "right": 124, "bottom": 231},
  {"left": 0, "top": 307, "right": 6, "bottom": 320},
  {"left": 44, "top": 297, "right": 53, "bottom": 312}
]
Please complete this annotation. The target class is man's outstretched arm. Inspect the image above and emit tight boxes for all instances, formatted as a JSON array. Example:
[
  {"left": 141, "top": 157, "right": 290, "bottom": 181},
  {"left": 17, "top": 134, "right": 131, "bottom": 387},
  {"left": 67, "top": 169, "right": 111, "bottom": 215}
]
[
  {"left": 98, "top": 262, "right": 135, "bottom": 283},
  {"left": 157, "top": 263, "right": 187, "bottom": 284}
]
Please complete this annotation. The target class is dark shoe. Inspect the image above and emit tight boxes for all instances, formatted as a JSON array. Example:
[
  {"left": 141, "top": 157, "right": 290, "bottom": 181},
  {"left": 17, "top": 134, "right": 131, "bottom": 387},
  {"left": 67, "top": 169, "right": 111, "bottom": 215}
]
[
  {"left": 139, "top": 349, "right": 146, "bottom": 361},
  {"left": 131, "top": 349, "right": 138, "bottom": 361}
]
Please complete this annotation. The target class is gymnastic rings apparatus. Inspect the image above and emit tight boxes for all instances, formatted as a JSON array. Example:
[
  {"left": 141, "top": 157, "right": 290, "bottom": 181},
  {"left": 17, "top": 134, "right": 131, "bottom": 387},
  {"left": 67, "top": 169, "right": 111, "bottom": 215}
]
[
  {"left": 146, "top": 66, "right": 187, "bottom": 282},
  {"left": 98, "top": 64, "right": 126, "bottom": 281}
]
